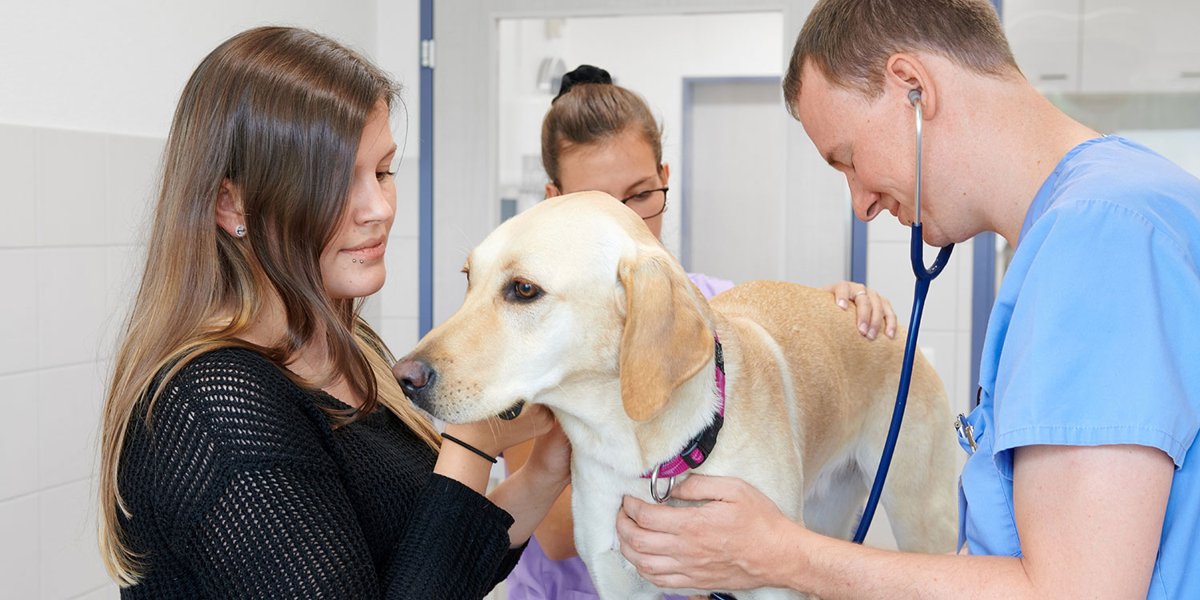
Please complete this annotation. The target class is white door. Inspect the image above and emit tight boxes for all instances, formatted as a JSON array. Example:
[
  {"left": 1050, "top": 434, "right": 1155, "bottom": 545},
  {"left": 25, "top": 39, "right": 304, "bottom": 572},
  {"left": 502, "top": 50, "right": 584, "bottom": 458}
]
[
  {"left": 684, "top": 77, "right": 787, "bottom": 283},
  {"left": 430, "top": 0, "right": 852, "bottom": 325}
]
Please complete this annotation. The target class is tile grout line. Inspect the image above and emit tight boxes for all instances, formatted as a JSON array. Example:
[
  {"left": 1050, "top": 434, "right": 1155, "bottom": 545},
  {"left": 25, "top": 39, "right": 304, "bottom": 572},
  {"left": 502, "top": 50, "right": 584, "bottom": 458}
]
[
  {"left": 0, "top": 243, "right": 144, "bottom": 251},
  {"left": 70, "top": 581, "right": 117, "bottom": 600},
  {"left": 33, "top": 128, "right": 44, "bottom": 594},
  {"left": 0, "top": 357, "right": 114, "bottom": 379}
]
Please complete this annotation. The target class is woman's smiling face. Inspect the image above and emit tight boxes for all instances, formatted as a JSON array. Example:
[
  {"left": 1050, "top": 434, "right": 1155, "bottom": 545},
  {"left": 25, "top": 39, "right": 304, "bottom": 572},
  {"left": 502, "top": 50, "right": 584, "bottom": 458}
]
[{"left": 320, "top": 102, "right": 398, "bottom": 300}]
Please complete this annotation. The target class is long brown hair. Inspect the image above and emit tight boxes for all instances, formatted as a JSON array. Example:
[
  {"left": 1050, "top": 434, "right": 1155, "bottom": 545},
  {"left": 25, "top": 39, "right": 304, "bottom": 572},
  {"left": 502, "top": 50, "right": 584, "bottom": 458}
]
[
  {"left": 784, "top": 0, "right": 1018, "bottom": 111},
  {"left": 98, "top": 26, "right": 440, "bottom": 585},
  {"left": 540, "top": 69, "right": 663, "bottom": 186}
]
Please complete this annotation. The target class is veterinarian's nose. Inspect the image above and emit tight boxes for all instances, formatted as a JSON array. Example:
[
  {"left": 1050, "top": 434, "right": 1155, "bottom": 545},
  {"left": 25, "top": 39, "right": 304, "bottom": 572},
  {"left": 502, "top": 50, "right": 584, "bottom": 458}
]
[{"left": 393, "top": 357, "right": 435, "bottom": 398}]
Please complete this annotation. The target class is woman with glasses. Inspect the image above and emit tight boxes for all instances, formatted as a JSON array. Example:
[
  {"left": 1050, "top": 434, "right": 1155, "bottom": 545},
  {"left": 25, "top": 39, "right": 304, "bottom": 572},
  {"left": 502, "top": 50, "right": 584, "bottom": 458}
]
[{"left": 502, "top": 64, "right": 898, "bottom": 600}]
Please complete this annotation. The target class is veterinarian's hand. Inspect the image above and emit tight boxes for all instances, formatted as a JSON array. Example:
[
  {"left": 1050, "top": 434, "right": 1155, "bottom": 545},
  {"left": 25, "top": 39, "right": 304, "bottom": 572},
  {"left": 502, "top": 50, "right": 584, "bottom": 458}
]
[
  {"left": 616, "top": 475, "right": 798, "bottom": 591},
  {"left": 824, "top": 281, "right": 897, "bottom": 339},
  {"left": 443, "top": 403, "right": 557, "bottom": 458}
]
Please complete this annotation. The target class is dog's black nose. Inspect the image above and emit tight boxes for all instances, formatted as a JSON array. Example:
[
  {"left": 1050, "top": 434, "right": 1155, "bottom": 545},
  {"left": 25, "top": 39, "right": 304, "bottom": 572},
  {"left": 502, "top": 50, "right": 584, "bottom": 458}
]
[{"left": 393, "top": 357, "right": 435, "bottom": 399}]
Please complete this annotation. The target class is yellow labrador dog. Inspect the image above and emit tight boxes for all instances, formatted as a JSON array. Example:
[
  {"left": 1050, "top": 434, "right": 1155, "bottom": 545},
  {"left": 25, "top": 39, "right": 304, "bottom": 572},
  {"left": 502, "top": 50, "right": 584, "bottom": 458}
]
[{"left": 395, "top": 192, "right": 957, "bottom": 599}]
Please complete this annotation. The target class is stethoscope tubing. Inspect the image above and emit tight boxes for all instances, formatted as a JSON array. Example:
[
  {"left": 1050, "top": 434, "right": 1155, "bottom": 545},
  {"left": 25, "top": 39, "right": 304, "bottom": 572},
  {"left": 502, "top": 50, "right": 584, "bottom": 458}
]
[{"left": 852, "top": 91, "right": 954, "bottom": 544}]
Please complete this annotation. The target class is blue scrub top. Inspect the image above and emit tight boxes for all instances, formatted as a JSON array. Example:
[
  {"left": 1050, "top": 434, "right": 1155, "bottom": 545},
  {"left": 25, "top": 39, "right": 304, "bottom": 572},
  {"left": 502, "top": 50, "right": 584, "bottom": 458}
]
[{"left": 960, "top": 136, "right": 1200, "bottom": 598}]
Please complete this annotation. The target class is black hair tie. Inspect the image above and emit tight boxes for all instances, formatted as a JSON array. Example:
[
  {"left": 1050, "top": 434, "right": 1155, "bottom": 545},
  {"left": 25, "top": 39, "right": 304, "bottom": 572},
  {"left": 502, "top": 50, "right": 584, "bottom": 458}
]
[
  {"left": 441, "top": 433, "right": 497, "bottom": 464},
  {"left": 553, "top": 64, "right": 612, "bottom": 103}
]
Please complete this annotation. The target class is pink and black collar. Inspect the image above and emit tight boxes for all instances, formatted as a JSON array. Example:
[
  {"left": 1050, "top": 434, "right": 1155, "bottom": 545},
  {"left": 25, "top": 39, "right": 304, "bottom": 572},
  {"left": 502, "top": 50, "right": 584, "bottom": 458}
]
[{"left": 643, "top": 336, "right": 726, "bottom": 501}]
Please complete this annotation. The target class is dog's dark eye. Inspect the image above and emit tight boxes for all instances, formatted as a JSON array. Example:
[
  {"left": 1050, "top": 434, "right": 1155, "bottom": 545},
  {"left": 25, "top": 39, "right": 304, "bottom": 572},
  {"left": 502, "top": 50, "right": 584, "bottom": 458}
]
[{"left": 508, "top": 279, "right": 543, "bottom": 302}]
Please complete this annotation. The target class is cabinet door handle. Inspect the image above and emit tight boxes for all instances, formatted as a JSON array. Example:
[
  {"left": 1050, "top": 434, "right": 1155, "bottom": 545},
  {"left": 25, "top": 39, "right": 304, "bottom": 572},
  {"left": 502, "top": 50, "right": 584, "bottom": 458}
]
[
  {"left": 1182, "top": 72, "right": 1200, "bottom": 79},
  {"left": 1039, "top": 73, "right": 1069, "bottom": 81}
]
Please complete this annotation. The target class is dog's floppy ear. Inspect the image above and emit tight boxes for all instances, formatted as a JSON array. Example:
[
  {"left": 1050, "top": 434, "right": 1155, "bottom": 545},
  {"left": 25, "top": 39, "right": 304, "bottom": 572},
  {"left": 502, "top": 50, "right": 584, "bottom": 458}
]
[{"left": 618, "top": 253, "right": 713, "bottom": 422}]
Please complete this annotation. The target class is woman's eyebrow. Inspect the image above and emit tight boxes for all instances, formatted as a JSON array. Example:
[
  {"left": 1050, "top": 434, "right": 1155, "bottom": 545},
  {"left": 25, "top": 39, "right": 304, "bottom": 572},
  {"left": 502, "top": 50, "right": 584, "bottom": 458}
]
[{"left": 624, "top": 175, "right": 659, "bottom": 193}]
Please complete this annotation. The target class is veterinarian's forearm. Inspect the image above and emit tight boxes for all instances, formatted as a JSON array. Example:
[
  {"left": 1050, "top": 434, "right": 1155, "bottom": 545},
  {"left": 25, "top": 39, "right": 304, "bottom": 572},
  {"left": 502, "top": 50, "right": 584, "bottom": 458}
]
[
  {"left": 488, "top": 464, "right": 570, "bottom": 547},
  {"left": 776, "top": 529, "right": 1038, "bottom": 599}
]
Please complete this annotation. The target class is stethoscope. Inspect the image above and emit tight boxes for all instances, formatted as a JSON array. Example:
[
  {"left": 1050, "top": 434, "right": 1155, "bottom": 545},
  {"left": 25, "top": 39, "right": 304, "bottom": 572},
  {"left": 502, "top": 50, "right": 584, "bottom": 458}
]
[
  {"left": 708, "top": 90, "right": 954, "bottom": 600},
  {"left": 851, "top": 88, "right": 954, "bottom": 543}
]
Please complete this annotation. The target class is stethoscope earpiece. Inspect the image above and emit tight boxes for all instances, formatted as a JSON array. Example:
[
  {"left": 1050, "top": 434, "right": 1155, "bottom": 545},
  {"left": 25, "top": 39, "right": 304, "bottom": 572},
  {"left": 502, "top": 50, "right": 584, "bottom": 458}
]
[{"left": 908, "top": 88, "right": 922, "bottom": 106}]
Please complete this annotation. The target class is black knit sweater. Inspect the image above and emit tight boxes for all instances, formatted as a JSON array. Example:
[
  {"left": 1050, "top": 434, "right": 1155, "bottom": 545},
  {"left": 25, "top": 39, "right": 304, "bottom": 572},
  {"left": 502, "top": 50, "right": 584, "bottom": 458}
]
[{"left": 117, "top": 347, "right": 522, "bottom": 599}]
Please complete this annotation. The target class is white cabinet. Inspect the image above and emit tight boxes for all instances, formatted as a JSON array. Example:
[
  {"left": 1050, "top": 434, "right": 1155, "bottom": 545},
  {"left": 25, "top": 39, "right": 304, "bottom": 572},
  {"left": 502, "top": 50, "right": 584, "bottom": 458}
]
[
  {"left": 1005, "top": 0, "right": 1200, "bottom": 94},
  {"left": 1080, "top": 0, "right": 1200, "bottom": 93},
  {"left": 1004, "top": 0, "right": 1083, "bottom": 93}
]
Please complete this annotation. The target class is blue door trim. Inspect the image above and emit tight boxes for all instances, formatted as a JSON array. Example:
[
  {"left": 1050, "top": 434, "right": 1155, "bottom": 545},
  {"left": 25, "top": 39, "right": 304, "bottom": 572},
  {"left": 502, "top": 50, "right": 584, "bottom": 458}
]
[
  {"left": 418, "top": 0, "right": 434, "bottom": 337},
  {"left": 969, "top": 0, "right": 1003, "bottom": 405},
  {"left": 850, "top": 214, "right": 867, "bottom": 284}
]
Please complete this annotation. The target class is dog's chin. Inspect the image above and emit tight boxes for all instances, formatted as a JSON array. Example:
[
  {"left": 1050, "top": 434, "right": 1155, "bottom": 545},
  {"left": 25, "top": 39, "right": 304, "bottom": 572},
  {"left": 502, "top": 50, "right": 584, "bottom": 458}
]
[
  {"left": 411, "top": 396, "right": 528, "bottom": 424},
  {"left": 408, "top": 396, "right": 483, "bottom": 424}
]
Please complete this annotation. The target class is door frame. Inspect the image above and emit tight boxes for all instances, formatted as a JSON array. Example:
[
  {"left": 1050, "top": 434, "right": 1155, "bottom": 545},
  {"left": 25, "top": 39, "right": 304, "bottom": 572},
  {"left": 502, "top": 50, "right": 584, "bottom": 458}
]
[{"left": 680, "top": 75, "right": 786, "bottom": 273}]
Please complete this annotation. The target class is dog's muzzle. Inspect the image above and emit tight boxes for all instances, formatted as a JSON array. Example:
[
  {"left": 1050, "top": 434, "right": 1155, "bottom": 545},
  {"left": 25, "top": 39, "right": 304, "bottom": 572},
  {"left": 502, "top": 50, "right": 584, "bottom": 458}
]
[{"left": 394, "top": 357, "right": 436, "bottom": 408}]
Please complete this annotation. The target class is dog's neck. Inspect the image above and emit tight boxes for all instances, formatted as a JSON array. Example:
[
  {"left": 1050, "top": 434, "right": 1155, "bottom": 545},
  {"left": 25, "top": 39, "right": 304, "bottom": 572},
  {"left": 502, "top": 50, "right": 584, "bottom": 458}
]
[
  {"left": 544, "top": 335, "right": 727, "bottom": 479},
  {"left": 638, "top": 336, "right": 720, "bottom": 475},
  {"left": 632, "top": 341, "right": 725, "bottom": 474}
]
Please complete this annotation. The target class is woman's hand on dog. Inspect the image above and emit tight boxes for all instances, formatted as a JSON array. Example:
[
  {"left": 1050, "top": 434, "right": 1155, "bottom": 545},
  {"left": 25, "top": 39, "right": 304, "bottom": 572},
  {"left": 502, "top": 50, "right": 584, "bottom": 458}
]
[
  {"left": 434, "top": 405, "right": 557, "bottom": 494},
  {"left": 443, "top": 403, "right": 558, "bottom": 458},
  {"left": 485, "top": 415, "right": 573, "bottom": 547},
  {"left": 824, "top": 280, "right": 897, "bottom": 340},
  {"left": 616, "top": 475, "right": 801, "bottom": 591},
  {"left": 522, "top": 418, "right": 572, "bottom": 490}
]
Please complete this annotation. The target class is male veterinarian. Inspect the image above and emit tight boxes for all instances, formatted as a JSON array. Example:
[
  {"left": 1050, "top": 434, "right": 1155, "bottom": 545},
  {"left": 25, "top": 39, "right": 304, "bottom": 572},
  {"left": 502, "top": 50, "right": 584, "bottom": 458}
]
[{"left": 615, "top": 0, "right": 1200, "bottom": 597}]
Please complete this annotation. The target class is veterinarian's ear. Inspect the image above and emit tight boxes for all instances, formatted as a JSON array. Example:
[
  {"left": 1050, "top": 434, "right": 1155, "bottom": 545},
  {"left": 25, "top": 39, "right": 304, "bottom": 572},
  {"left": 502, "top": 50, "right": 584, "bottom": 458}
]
[{"left": 618, "top": 254, "right": 713, "bottom": 421}]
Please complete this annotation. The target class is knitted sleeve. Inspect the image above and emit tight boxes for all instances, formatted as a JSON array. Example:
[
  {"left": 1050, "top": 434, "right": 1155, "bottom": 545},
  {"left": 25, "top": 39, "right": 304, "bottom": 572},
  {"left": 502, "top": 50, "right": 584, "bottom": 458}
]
[{"left": 135, "top": 349, "right": 517, "bottom": 599}]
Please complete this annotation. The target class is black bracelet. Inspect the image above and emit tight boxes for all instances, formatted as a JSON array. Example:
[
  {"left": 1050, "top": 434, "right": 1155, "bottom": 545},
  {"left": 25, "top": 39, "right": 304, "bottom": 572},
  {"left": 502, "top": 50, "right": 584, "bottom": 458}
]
[{"left": 440, "top": 433, "right": 497, "bottom": 464}]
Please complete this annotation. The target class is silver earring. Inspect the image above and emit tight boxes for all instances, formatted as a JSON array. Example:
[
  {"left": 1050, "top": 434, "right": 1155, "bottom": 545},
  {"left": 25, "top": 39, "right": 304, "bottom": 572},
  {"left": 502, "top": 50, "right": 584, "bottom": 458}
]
[{"left": 234, "top": 224, "right": 246, "bottom": 238}]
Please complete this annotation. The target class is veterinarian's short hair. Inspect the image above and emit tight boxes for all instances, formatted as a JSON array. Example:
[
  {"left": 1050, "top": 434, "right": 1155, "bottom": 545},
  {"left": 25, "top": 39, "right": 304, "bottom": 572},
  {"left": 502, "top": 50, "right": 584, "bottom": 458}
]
[{"left": 783, "top": 0, "right": 1019, "bottom": 112}]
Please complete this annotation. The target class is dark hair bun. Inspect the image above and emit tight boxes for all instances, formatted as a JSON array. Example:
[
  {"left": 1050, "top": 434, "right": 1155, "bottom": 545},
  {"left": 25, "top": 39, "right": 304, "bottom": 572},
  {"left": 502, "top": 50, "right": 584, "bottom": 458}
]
[{"left": 553, "top": 64, "right": 612, "bottom": 102}]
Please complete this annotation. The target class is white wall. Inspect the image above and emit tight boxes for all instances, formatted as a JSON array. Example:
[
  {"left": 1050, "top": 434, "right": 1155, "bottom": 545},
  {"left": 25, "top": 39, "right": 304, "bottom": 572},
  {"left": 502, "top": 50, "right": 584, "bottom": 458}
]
[
  {"left": 0, "top": 2, "right": 377, "bottom": 137},
  {"left": 374, "top": 0, "right": 426, "bottom": 357},
  {"left": 0, "top": 2, "right": 423, "bottom": 598}
]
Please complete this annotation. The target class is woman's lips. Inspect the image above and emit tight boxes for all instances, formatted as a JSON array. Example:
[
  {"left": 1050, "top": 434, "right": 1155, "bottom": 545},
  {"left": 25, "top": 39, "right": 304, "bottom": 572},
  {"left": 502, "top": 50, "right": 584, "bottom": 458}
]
[{"left": 342, "top": 239, "right": 386, "bottom": 261}]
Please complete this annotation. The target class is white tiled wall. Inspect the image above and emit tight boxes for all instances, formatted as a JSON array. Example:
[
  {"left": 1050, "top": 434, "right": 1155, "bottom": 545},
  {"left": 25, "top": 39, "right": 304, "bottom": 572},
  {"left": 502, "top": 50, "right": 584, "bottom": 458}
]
[
  {"left": 0, "top": 123, "right": 158, "bottom": 599},
  {"left": 0, "top": 2, "right": 424, "bottom": 598}
]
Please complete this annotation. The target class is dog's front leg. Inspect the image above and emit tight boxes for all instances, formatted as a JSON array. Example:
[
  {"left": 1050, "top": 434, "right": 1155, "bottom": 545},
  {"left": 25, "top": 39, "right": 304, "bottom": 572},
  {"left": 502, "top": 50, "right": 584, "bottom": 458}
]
[{"left": 571, "top": 470, "right": 662, "bottom": 600}]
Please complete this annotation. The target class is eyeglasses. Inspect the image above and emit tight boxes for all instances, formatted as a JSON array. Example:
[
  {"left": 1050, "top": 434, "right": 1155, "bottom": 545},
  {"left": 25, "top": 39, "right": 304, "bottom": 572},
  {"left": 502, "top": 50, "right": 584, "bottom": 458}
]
[{"left": 619, "top": 186, "right": 669, "bottom": 220}]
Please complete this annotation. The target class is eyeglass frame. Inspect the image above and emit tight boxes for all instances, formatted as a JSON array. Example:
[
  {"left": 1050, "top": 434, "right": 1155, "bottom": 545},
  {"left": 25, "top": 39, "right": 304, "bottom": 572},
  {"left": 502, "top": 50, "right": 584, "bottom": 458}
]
[{"left": 619, "top": 186, "right": 669, "bottom": 220}]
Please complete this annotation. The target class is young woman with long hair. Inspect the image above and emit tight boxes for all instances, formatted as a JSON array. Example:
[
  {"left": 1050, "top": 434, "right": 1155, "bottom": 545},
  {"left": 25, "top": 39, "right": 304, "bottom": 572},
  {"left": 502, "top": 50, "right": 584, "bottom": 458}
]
[{"left": 98, "top": 26, "right": 569, "bottom": 599}]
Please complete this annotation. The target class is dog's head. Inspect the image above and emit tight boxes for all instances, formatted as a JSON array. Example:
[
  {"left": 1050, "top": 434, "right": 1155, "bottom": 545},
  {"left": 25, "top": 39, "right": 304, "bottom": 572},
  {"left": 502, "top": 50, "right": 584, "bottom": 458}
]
[{"left": 394, "top": 192, "right": 714, "bottom": 426}]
